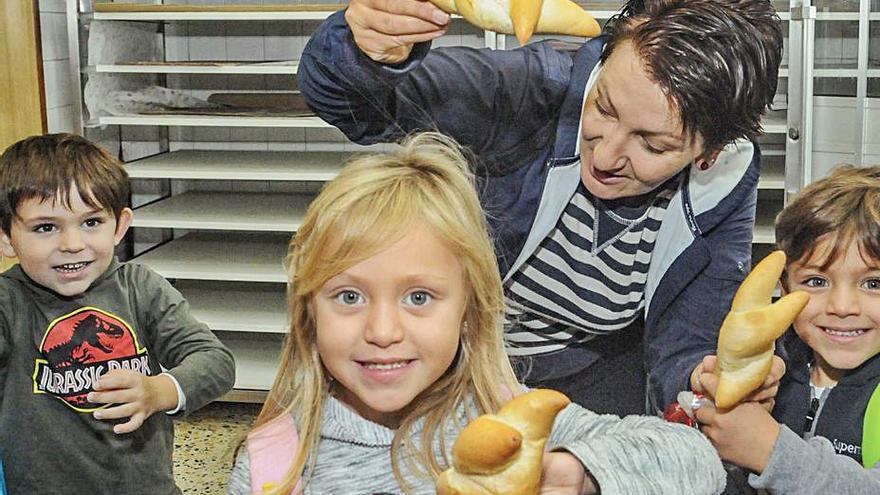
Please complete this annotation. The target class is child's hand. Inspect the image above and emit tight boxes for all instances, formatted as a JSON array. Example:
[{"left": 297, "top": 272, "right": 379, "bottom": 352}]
[
  {"left": 691, "top": 355, "right": 785, "bottom": 411},
  {"left": 695, "top": 401, "right": 780, "bottom": 474},
  {"left": 540, "top": 451, "right": 598, "bottom": 495},
  {"left": 88, "top": 370, "right": 179, "bottom": 434}
]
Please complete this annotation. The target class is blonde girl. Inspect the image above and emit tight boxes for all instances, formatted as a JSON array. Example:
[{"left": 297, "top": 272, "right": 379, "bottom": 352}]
[{"left": 227, "top": 132, "right": 727, "bottom": 495}]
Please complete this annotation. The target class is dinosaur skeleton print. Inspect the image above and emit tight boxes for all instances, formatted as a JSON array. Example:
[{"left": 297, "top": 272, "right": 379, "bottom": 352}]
[{"left": 33, "top": 307, "right": 149, "bottom": 411}]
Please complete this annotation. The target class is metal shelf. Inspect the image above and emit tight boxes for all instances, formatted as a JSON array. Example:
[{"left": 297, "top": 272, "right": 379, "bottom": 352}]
[
  {"left": 125, "top": 150, "right": 346, "bottom": 181},
  {"left": 133, "top": 231, "right": 289, "bottom": 283}
]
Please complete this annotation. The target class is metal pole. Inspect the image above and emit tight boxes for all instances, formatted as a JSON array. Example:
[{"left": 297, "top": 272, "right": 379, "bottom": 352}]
[{"left": 785, "top": 1, "right": 817, "bottom": 203}]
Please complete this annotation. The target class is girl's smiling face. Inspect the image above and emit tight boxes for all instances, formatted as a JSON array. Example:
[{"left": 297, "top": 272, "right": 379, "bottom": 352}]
[
  {"left": 785, "top": 239, "right": 880, "bottom": 384},
  {"left": 313, "top": 225, "right": 467, "bottom": 428}
]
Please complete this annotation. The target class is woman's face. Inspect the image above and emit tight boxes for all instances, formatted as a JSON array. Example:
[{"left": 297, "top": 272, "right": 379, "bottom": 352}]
[{"left": 579, "top": 41, "right": 708, "bottom": 200}]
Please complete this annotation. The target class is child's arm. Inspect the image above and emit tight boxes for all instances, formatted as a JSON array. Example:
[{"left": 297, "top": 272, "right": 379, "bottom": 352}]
[
  {"left": 699, "top": 402, "right": 880, "bottom": 493},
  {"left": 88, "top": 266, "right": 235, "bottom": 432},
  {"left": 547, "top": 403, "right": 727, "bottom": 494},
  {"left": 694, "top": 367, "right": 880, "bottom": 494},
  {"left": 749, "top": 425, "right": 880, "bottom": 493},
  {"left": 135, "top": 266, "right": 235, "bottom": 413},
  {"left": 226, "top": 451, "right": 251, "bottom": 495}
]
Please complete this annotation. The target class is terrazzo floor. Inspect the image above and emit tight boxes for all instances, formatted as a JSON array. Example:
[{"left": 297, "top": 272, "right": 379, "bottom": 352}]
[{"left": 173, "top": 401, "right": 261, "bottom": 494}]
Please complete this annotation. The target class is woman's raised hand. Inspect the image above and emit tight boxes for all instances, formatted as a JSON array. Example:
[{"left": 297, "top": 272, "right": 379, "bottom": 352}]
[{"left": 345, "top": 0, "right": 451, "bottom": 64}]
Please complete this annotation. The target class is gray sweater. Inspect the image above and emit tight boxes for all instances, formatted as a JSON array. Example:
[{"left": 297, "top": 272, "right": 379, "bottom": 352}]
[
  {"left": 228, "top": 395, "right": 726, "bottom": 494},
  {"left": 748, "top": 425, "right": 880, "bottom": 494}
]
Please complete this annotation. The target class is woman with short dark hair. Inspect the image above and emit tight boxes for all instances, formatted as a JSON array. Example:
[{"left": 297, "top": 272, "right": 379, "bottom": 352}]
[{"left": 298, "top": 0, "right": 784, "bottom": 416}]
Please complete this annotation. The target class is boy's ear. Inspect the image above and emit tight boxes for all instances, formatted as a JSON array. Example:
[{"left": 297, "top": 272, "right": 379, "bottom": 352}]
[
  {"left": 113, "top": 208, "right": 133, "bottom": 246},
  {"left": 0, "top": 231, "right": 16, "bottom": 258}
]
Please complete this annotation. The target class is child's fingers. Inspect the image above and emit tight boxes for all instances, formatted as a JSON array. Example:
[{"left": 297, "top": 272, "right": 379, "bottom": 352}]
[
  {"left": 759, "top": 398, "right": 775, "bottom": 412},
  {"left": 694, "top": 402, "right": 716, "bottom": 426},
  {"left": 111, "top": 413, "right": 146, "bottom": 435},
  {"left": 698, "top": 371, "right": 719, "bottom": 398},
  {"left": 93, "top": 369, "right": 140, "bottom": 391},
  {"left": 746, "top": 383, "right": 779, "bottom": 403},
  {"left": 690, "top": 355, "right": 718, "bottom": 393},
  {"left": 701, "top": 355, "right": 718, "bottom": 373},
  {"left": 93, "top": 401, "right": 138, "bottom": 421},
  {"left": 763, "top": 356, "right": 786, "bottom": 386},
  {"left": 88, "top": 385, "right": 140, "bottom": 406}
]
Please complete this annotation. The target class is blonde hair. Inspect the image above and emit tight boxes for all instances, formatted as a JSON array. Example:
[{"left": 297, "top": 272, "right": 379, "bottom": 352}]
[{"left": 253, "top": 132, "right": 520, "bottom": 493}]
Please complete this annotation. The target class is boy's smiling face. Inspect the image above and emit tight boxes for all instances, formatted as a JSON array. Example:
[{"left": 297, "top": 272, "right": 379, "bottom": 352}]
[
  {"left": 0, "top": 185, "right": 132, "bottom": 297},
  {"left": 785, "top": 238, "right": 880, "bottom": 383}
]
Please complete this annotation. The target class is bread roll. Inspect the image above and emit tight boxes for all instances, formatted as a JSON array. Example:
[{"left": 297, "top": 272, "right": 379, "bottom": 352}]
[
  {"left": 715, "top": 251, "right": 809, "bottom": 409},
  {"left": 429, "top": 0, "right": 601, "bottom": 45},
  {"left": 436, "top": 389, "right": 570, "bottom": 495}
]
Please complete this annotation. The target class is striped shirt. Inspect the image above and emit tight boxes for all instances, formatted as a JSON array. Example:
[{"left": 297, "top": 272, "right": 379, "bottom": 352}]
[{"left": 505, "top": 177, "right": 679, "bottom": 357}]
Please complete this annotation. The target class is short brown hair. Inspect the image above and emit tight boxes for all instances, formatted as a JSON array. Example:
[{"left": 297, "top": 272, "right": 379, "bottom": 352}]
[
  {"left": 776, "top": 165, "right": 880, "bottom": 274},
  {"left": 0, "top": 133, "right": 130, "bottom": 234},
  {"left": 602, "top": 0, "right": 783, "bottom": 154}
]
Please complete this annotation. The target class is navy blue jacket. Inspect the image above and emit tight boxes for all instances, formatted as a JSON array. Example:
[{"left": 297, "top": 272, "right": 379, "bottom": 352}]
[
  {"left": 774, "top": 330, "right": 880, "bottom": 466},
  {"left": 299, "top": 10, "right": 760, "bottom": 411}
]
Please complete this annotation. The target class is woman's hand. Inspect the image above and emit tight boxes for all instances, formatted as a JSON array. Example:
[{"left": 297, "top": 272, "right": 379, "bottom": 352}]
[
  {"left": 345, "top": 0, "right": 450, "bottom": 64},
  {"left": 540, "top": 452, "right": 598, "bottom": 495},
  {"left": 690, "top": 354, "right": 785, "bottom": 411}
]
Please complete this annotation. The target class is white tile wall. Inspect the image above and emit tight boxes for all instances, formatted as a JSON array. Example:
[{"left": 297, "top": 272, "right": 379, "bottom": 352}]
[{"left": 39, "top": 0, "right": 75, "bottom": 133}]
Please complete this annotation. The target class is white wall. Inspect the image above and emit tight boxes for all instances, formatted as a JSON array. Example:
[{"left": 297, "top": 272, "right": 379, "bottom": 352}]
[{"left": 39, "top": 0, "right": 76, "bottom": 133}]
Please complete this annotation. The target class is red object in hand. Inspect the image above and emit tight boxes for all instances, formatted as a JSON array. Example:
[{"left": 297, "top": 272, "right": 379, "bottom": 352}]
[
  {"left": 663, "top": 391, "right": 709, "bottom": 428},
  {"left": 664, "top": 401, "right": 697, "bottom": 427}
]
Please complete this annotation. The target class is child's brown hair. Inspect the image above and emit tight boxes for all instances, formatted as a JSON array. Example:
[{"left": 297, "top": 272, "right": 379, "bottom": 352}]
[
  {"left": 776, "top": 164, "right": 880, "bottom": 281},
  {"left": 0, "top": 133, "right": 130, "bottom": 234}
]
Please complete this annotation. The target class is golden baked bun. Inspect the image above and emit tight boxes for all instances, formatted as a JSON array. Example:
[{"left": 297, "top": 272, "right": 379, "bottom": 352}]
[
  {"left": 715, "top": 251, "right": 809, "bottom": 409},
  {"left": 429, "top": 0, "right": 601, "bottom": 45},
  {"left": 436, "top": 389, "right": 571, "bottom": 495}
]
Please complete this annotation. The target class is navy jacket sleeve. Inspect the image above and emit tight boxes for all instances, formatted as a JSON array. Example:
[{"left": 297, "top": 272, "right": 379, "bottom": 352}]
[
  {"left": 645, "top": 168, "right": 758, "bottom": 411},
  {"left": 298, "top": 10, "right": 571, "bottom": 174}
]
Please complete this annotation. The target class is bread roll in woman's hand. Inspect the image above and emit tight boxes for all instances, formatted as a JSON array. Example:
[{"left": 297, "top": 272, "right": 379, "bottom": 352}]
[
  {"left": 436, "top": 389, "right": 571, "bottom": 494},
  {"left": 715, "top": 251, "right": 809, "bottom": 409},
  {"left": 429, "top": 0, "right": 600, "bottom": 44}
]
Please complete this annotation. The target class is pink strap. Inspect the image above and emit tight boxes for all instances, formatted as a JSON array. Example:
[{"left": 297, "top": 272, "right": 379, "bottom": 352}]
[{"left": 247, "top": 415, "right": 303, "bottom": 495}]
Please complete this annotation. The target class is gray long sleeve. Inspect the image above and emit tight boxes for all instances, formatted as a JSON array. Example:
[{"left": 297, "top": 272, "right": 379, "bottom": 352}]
[
  {"left": 228, "top": 396, "right": 726, "bottom": 494},
  {"left": 549, "top": 407, "right": 727, "bottom": 494},
  {"left": 749, "top": 425, "right": 880, "bottom": 494}
]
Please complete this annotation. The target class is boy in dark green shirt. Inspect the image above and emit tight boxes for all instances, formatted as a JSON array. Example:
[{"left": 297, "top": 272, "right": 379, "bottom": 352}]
[{"left": 0, "top": 133, "right": 235, "bottom": 494}]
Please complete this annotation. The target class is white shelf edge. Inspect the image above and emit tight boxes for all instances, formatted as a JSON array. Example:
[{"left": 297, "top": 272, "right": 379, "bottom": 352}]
[
  {"left": 94, "top": 63, "right": 298, "bottom": 74},
  {"left": 133, "top": 232, "right": 289, "bottom": 283},
  {"left": 176, "top": 282, "right": 288, "bottom": 334},
  {"left": 131, "top": 191, "right": 311, "bottom": 232},
  {"left": 762, "top": 113, "right": 787, "bottom": 134},
  {"left": 93, "top": 11, "right": 338, "bottom": 21},
  {"left": 124, "top": 150, "right": 347, "bottom": 181},
  {"left": 757, "top": 177, "right": 784, "bottom": 190},
  {"left": 94, "top": 114, "right": 330, "bottom": 128},
  {"left": 814, "top": 12, "right": 880, "bottom": 21}
]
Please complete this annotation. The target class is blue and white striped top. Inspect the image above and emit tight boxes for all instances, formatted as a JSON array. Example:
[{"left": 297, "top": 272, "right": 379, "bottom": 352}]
[{"left": 505, "top": 177, "right": 680, "bottom": 356}]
